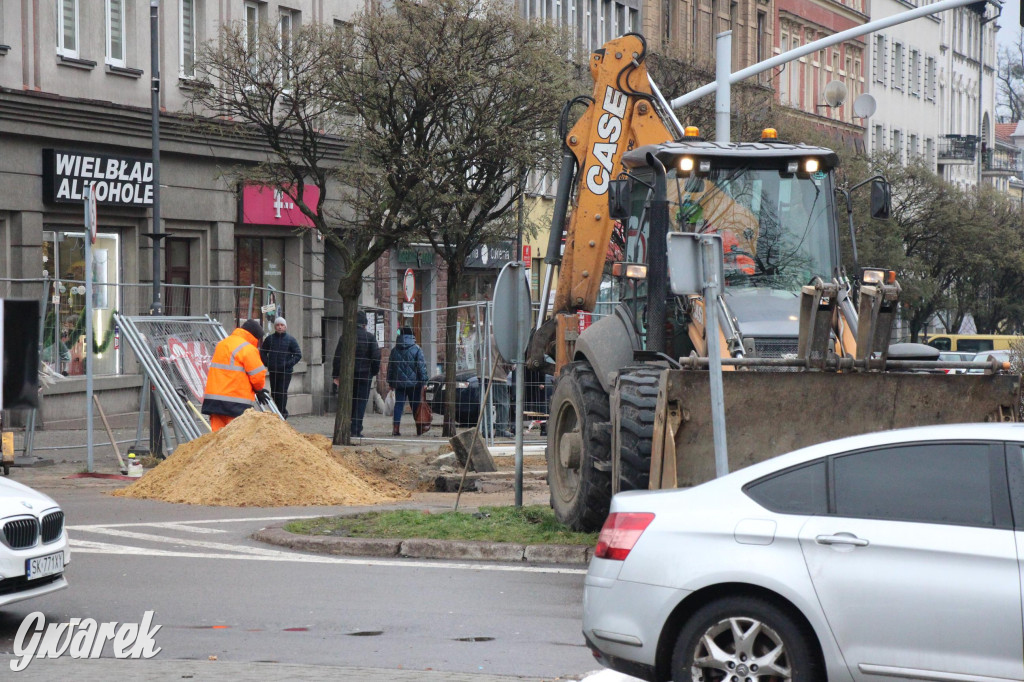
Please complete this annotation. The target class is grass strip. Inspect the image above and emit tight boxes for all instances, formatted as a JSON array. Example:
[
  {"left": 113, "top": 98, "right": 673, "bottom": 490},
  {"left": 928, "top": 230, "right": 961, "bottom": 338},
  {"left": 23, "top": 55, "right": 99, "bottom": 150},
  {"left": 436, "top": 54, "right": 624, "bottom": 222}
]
[{"left": 285, "top": 505, "right": 599, "bottom": 546}]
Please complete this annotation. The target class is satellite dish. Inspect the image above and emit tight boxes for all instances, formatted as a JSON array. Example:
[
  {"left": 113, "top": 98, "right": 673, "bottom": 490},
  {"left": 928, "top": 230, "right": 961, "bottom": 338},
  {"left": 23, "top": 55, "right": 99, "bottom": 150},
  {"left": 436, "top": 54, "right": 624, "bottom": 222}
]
[
  {"left": 853, "top": 93, "right": 878, "bottom": 119},
  {"left": 823, "top": 80, "right": 849, "bottom": 108}
]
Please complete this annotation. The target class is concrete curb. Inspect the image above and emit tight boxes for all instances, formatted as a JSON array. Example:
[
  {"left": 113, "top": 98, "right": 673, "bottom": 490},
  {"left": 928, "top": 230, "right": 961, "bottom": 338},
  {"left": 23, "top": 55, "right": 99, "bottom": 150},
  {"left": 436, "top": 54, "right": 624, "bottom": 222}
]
[{"left": 253, "top": 525, "right": 593, "bottom": 565}]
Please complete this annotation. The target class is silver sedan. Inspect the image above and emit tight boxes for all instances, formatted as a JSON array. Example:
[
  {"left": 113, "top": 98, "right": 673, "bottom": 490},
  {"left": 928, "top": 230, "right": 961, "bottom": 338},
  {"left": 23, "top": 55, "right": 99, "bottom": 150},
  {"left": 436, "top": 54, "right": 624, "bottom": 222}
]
[{"left": 582, "top": 422, "right": 1024, "bottom": 682}]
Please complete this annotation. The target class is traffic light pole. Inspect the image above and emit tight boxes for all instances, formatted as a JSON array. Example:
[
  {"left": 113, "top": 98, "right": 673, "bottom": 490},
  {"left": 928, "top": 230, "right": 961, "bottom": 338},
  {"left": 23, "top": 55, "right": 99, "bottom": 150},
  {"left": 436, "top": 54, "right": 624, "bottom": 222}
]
[{"left": 671, "top": 0, "right": 1000, "bottom": 110}]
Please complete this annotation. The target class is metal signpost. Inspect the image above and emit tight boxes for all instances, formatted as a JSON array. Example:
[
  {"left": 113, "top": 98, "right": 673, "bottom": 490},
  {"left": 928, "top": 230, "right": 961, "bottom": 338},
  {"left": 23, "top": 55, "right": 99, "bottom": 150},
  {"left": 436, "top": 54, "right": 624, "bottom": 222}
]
[
  {"left": 84, "top": 183, "right": 97, "bottom": 472},
  {"left": 666, "top": 232, "right": 729, "bottom": 477},
  {"left": 492, "top": 261, "right": 532, "bottom": 506}
]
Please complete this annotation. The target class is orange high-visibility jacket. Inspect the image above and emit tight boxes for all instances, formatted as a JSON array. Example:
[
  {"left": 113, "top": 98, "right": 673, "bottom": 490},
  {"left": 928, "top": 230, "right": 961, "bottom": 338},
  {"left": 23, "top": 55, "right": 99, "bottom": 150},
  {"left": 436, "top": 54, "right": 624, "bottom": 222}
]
[{"left": 201, "top": 328, "right": 267, "bottom": 417}]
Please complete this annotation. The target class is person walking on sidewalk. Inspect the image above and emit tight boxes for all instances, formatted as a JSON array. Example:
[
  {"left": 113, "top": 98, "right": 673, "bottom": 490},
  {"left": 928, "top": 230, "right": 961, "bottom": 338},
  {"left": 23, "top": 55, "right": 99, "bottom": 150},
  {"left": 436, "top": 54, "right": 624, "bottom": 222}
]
[
  {"left": 202, "top": 319, "right": 269, "bottom": 432},
  {"left": 259, "top": 317, "right": 302, "bottom": 418},
  {"left": 386, "top": 326, "right": 428, "bottom": 436},
  {"left": 348, "top": 310, "right": 381, "bottom": 437}
]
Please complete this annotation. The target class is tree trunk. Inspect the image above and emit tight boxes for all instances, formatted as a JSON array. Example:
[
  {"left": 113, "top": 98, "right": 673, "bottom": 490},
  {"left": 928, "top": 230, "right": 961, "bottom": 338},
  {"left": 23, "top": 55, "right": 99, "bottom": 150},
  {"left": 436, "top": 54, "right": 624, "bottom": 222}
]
[
  {"left": 443, "top": 264, "right": 462, "bottom": 438},
  {"left": 332, "top": 279, "right": 361, "bottom": 446}
]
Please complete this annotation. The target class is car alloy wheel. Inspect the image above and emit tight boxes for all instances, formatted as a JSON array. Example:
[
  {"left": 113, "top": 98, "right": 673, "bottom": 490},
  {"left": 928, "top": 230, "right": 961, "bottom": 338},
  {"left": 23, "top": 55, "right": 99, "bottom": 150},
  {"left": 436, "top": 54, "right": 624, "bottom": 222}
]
[{"left": 671, "top": 597, "right": 820, "bottom": 682}]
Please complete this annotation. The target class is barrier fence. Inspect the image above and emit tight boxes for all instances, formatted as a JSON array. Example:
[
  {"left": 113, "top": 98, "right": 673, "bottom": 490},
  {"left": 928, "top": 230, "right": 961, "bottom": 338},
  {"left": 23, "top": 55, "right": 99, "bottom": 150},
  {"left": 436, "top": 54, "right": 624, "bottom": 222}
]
[{"left": 0, "top": 277, "right": 554, "bottom": 452}]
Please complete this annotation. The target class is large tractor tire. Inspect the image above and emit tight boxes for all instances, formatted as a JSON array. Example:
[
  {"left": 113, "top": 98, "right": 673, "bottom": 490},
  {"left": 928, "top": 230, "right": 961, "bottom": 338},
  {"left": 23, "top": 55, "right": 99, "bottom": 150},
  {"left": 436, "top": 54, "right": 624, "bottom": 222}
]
[
  {"left": 547, "top": 361, "right": 612, "bottom": 532},
  {"left": 617, "top": 365, "right": 661, "bottom": 492}
]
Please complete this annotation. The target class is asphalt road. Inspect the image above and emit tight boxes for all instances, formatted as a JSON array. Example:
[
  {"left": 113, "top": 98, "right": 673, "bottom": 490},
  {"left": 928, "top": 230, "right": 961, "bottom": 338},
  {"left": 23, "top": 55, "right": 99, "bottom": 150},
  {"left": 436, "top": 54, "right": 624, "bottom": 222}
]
[{"left": 0, "top": 465, "right": 603, "bottom": 680}]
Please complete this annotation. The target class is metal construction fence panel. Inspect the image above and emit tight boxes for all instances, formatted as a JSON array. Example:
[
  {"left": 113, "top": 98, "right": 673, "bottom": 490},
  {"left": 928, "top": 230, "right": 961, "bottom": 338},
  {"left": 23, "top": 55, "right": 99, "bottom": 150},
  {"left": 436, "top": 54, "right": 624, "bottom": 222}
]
[
  {"left": 0, "top": 276, "right": 596, "bottom": 443},
  {"left": 116, "top": 314, "right": 283, "bottom": 450}
]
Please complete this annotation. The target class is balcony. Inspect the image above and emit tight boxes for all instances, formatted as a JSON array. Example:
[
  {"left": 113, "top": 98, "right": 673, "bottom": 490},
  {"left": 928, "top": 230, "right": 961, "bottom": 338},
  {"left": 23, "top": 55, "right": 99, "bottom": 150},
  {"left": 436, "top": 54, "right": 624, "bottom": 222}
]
[
  {"left": 982, "top": 149, "right": 1020, "bottom": 175},
  {"left": 937, "top": 135, "right": 978, "bottom": 165}
]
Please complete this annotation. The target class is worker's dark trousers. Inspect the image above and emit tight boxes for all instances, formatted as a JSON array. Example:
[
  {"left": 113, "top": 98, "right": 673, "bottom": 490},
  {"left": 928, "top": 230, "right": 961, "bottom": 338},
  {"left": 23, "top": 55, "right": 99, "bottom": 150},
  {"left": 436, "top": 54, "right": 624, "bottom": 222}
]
[
  {"left": 351, "top": 375, "right": 372, "bottom": 436},
  {"left": 268, "top": 370, "right": 292, "bottom": 418}
]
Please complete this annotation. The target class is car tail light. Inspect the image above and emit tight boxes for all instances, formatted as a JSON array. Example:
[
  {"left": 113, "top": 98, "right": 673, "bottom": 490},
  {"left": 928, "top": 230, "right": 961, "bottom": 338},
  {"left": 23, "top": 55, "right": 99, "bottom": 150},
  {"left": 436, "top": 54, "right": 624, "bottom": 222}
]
[{"left": 594, "top": 513, "right": 654, "bottom": 561}]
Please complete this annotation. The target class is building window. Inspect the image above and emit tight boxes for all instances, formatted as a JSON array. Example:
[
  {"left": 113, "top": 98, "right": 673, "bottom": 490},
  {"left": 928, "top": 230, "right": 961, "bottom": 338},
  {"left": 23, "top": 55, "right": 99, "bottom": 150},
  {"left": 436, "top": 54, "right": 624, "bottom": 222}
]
[
  {"left": 236, "top": 237, "right": 285, "bottom": 327},
  {"left": 691, "top": 0, "right": 698, "bottom": 49},
  {"left": 756, "top": 11, "right": 766, "bottom": 63},
  {"left": 789, "top": 38, "right": 800, "bottom": 107},
  {"left": 925, "top": 57, "right": 936, "bottom": 100},
  {"left": 779, "top": 34, "right": 789, "bottom": 104},
  {"left": 662, "top": 0, "right": 671, "bottom": 44},
  {"left": 165, "top": 238, "right": 192, "bottom": 315},
  {"left": 873, "top": 124, "right": 884, "bottom": 152},
  {"left": 245, "top": 1, "right": 262, "bottom": 75},
  {"left": 57, "top": 0, "right": 79, "bottom": 59},
  {"left": 893, "top": 42, "right": 904, "bottom": 90},
  {"left": 41, "top": 230, "right": 122, "bottom": 377},
  {"left": 874, "top": 35, "right": 885, "bottom": 85},
  {"left": 180, "top": 0, "right": 196, "bottom": 78},
  {"left": 245, "top": 1, "right": 261, "bottom": 51},
  {"left": 105, "top": 0, "right": 125, "bottom": 67},
  {"left": 279, "top": 8, "right": 299, "bottom": 85},
  {"left": 709, "top": 0, "right": 717, "bottom": 52},
  {"left": 909, "top": 49, "right": 920, "bottom": 96}
]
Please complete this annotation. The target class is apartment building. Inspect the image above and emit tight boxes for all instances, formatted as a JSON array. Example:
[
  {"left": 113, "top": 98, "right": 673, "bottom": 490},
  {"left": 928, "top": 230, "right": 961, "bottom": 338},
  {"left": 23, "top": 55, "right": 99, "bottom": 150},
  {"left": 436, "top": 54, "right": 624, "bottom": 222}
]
[
  {"left": 0, "top": 0, "right": 361, "bottom": 424},
  {"left": 865, "top": 0, "right": 943, "bottom": 169},
  {"left": 866, "top": 2, "right": 998, "bottom": 187},
  {"left": 938, "top": 4, "right": 998, "bottom": 188},
  {"left": 774, "top": 0, "right": 867, "bottom": 144}
]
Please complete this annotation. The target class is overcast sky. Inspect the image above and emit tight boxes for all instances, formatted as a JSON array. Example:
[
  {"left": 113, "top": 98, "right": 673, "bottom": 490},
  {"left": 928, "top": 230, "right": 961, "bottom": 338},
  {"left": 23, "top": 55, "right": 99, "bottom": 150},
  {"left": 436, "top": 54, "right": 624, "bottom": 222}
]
[{"left": 997, "top": 0, "right": 1019, "bottom": 49}]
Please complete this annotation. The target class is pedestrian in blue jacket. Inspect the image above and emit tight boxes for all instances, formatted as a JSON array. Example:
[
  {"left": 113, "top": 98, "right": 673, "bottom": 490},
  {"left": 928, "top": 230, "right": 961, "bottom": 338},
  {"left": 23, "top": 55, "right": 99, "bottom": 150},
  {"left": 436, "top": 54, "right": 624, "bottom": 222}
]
[
  {"left": 259, "top": 317, "right": 302, "bottom": 418},
  {"left": 386, "top": 326, "right": 428, "bottom": 436}
]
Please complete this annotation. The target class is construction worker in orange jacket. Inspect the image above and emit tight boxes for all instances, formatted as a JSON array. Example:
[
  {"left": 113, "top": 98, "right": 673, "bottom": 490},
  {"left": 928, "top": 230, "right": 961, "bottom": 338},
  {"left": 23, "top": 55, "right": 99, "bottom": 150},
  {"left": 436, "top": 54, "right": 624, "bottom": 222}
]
[{"left": 201, "top": 319, "right": 269, "bottom": 432}]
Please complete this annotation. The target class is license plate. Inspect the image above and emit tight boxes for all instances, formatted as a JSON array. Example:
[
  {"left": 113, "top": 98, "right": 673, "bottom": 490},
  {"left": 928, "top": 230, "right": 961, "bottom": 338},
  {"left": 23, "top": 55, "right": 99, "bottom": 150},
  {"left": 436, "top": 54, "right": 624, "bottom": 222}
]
[
  {"left": 26, "top": 551, "right": 64, "bottom": 580},
  {"left": 425, "top": 392, "right": 434, "bottom": 401}
]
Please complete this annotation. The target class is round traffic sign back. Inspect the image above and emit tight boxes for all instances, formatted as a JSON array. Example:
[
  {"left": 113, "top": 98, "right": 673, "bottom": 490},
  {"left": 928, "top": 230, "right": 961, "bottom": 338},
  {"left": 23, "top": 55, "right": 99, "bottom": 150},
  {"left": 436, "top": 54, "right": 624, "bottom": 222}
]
[{"left": 403, "top": 269, "right": 416, "bottom": 303}]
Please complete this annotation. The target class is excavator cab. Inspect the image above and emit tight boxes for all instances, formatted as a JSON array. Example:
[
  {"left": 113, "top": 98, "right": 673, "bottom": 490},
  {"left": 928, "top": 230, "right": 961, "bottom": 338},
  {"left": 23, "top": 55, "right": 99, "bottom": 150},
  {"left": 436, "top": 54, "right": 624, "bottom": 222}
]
[{"left": 610, "top": 138, "right": 843, "bottom": 362}]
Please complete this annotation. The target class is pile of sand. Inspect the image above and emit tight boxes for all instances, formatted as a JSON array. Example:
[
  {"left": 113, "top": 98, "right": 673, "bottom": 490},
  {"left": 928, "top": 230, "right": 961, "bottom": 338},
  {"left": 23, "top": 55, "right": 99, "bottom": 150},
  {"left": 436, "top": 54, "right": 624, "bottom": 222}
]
[{"left": 113, "top": 410, "right": 412, "bottom": 507}]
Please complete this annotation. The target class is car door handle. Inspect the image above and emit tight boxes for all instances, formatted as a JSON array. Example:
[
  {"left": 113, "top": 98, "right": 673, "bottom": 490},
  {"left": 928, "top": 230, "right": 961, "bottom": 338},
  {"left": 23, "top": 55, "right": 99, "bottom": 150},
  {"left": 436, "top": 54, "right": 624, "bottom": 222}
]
[{"left": 815, "top": 534, "right": 869, "bottom": 547}]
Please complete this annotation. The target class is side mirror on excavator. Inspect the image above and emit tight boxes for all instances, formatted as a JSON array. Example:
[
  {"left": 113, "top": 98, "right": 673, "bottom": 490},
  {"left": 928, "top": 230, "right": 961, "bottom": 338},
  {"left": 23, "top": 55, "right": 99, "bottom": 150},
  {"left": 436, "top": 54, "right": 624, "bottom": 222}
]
[
  {"left": 870, "top": 179, "right": 892, "bottom": 220},
  {"left": 608, "top": 178, "right": 631, "bottom": 220}
]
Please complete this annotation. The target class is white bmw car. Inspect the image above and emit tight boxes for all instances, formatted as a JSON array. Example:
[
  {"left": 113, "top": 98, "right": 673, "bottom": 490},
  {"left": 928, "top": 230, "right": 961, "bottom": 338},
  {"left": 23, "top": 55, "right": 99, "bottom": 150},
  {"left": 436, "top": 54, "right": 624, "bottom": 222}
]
[
  {"left": 583, "top": 422, "right": 1024, "bottom": 682},
  {"left": 0, "top": 477, "right": 68, "bottom": 607}
]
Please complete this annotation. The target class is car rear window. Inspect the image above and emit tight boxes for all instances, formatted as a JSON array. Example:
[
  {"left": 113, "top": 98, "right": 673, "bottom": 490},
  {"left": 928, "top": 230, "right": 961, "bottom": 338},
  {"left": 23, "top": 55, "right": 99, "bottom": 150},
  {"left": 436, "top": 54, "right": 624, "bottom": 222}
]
[{"left": 744, "top": 461, "right": 827, "bottom": 515}]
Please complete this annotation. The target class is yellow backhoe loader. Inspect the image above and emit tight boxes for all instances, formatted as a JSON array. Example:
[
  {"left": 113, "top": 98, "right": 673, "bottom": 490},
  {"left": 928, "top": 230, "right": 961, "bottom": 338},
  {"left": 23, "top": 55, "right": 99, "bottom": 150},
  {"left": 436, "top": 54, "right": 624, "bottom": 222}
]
[{"left": 529, "top": 33, "right": 1020, "bottom": 531}]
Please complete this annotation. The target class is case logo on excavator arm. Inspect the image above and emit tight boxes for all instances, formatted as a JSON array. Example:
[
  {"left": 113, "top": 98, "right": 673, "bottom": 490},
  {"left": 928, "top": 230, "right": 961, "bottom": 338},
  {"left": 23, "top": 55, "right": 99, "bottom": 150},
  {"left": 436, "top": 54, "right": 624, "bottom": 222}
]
[{"left": 584, "top": 86, "right": 628, "bottom": 195}]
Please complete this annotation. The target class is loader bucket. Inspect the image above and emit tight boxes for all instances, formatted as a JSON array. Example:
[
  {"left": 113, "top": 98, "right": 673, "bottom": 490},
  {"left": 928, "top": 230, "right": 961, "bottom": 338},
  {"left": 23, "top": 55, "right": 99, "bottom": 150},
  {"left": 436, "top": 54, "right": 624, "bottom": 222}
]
[{"left": 649, "top": 370, "right": 1021, "bottom": 489}]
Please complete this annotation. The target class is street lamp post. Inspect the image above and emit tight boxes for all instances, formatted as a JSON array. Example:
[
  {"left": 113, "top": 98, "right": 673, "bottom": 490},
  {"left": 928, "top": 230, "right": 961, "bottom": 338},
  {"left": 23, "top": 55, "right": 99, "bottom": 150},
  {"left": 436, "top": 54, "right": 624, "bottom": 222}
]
[
  {"left": 147, "top": 0, "right": 164, "bottom": 315},
  {"left": 971, "top": 1, "right": 1001, "bottom": 187},
  {"left": 146, "top": 0, "right": 165, "bottom": 458}
]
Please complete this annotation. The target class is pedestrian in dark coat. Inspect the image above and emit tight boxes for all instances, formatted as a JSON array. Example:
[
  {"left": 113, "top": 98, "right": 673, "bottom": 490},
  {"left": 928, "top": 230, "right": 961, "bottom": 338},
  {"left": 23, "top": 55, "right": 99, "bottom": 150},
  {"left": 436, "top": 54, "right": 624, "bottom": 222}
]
[
  {"left": 345, "top": 311, "right": 381, "bottom": 437},
  {"left": 259, "top": 317, "right": 302, "bottom": 418},
  {"left": 386, "top": 326, "right": 428, "bottom": 436}
]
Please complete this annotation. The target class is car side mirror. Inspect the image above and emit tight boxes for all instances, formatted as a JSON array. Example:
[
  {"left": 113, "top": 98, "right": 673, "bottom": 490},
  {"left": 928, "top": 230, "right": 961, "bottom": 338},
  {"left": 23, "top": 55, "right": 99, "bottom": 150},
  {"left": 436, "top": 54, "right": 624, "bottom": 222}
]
[
  {"left": 608, "top": 179, "right": 631, "bottom": 220},
  {"left": 870, "top": 179, "right": 891, "bottom": 220}
]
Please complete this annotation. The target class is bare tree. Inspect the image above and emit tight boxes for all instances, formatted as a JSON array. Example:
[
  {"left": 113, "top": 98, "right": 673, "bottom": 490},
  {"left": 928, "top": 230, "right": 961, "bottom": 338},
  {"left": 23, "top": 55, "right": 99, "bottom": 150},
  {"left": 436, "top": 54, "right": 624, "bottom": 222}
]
[
  {"left": 334, "top": 0, "right": 583, "bottom": 437},
  {"left": 188, "top": 22, "right": 420, "bottom": 445},
  {"left": 997, "top": 29, "right": 1024, "bottom": 122}
]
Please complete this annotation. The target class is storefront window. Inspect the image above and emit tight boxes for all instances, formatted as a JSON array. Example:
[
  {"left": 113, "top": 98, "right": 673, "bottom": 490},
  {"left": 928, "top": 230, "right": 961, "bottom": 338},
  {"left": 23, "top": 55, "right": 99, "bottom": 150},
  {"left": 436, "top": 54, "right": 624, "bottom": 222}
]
[
  {"left": 236, "top": 237, "right": 285, "bottom": 326},
  {"left": 41, "top": 230, "right": 121, "bottom": 376}
]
